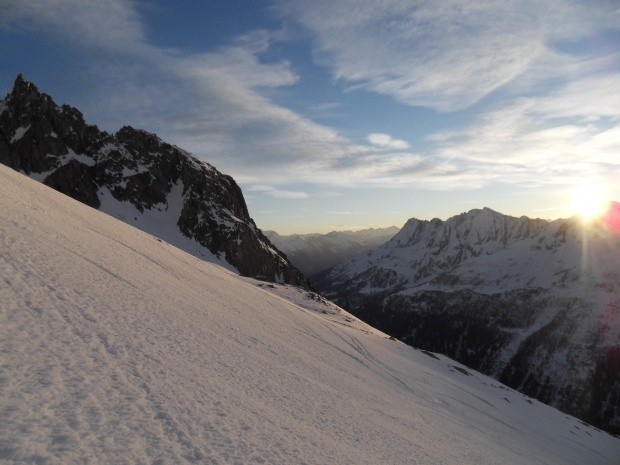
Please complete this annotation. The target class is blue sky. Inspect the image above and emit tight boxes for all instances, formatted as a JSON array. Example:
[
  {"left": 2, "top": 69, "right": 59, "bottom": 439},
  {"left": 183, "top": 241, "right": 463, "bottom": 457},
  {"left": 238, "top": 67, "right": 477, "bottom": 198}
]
[{"left": 1, "top": 0, "right": 619, "bottom": 233}]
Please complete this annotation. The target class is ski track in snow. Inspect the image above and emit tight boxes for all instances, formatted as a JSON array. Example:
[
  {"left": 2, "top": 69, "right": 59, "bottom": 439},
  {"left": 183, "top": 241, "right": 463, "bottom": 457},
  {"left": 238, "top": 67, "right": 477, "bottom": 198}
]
[{"left": 1, "top": 164, "right": 619, "bottom": 465}]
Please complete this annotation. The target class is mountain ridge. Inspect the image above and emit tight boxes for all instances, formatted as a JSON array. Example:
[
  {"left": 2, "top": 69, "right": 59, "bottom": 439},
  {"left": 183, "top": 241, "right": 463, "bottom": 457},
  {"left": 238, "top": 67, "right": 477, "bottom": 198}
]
[{"left": 0, "top": 75, "right": 307, "bottom": 287}]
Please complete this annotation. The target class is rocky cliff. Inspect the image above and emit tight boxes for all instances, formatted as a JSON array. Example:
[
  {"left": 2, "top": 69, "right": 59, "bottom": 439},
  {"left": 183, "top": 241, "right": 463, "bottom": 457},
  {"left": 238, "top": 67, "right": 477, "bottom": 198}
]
[{"left": 0, "top": 75, "right": 307, "bottom": 287}]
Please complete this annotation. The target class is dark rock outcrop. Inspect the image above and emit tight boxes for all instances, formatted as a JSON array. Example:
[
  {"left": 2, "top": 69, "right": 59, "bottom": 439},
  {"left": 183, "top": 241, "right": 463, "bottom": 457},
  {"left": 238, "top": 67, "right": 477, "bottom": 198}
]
[
  {"left": 0, "top": 75, "right": 308, "bottom": 288},
  {"left": 43, "top": 158, "right": 101, "bottom": 208}
]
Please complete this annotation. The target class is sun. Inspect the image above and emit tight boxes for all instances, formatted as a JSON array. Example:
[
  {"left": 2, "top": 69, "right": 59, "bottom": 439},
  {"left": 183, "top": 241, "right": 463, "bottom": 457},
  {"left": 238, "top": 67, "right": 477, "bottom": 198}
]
[{"left": 570, "top": 186, "right": 609, "bottom": 222}]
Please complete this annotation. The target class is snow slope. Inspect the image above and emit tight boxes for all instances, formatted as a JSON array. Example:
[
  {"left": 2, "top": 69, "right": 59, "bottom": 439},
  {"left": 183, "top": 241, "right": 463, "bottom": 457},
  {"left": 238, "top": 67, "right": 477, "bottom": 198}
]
[{"left": 1, "top": 164, "right": 618, "bottom": 464}]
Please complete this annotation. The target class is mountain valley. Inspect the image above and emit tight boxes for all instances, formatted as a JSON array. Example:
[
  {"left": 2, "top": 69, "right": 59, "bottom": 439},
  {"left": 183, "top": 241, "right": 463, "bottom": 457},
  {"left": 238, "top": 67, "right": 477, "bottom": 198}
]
[{"left": 265, "top": 226, "right": 399, "bottom": 277}]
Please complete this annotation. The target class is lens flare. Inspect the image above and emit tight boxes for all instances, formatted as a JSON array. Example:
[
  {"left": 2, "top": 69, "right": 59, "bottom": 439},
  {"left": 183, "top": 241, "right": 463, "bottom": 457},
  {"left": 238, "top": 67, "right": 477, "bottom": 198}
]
[
  {"left": 570, "top": 187, "right": 608, "bottom": 222},
  {"left": 602, "top": 201, "right": 620, "bottom": 232}
]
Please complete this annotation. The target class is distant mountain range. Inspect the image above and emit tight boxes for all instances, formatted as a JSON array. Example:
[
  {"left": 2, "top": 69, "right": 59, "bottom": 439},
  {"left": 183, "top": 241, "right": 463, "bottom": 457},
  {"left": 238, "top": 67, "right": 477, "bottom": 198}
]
[
  {"left": 314, "top": 207, "right": 620, "bottom": 434},
  {"left": 265, "top": 226, "right": 399, "bottom": 278},
  {"left": 0, "top": 75, "right": 307, "bottom": 287}
]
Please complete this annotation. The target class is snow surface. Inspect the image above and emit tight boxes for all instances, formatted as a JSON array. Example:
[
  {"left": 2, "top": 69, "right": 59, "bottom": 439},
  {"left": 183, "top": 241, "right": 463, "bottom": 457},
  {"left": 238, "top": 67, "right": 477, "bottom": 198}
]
[{"left": 1, "top": 164, "right": 619, "bottom": 465}]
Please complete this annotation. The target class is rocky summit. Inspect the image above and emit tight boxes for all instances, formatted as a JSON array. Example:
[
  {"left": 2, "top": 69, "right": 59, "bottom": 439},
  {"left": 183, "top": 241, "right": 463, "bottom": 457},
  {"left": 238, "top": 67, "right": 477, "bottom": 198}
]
[
  {"left": 314, "top": 207, "right": 620, "bottom": 434},
  {"left": 0, "top": 75, "right": 307, "bottom": 288}
]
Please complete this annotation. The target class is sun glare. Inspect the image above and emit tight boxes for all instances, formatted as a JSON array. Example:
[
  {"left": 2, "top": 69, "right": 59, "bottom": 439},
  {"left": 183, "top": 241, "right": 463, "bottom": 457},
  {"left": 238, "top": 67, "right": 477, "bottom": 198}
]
[{"left": 570, "top": 187, "right": 609, "bottom": 222}]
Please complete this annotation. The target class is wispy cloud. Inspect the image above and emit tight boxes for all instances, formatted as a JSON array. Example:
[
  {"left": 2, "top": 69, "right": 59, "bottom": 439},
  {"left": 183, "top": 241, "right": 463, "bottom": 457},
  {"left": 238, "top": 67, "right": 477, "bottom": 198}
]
[
  {"left": 309, "top": 102, "right": 342, "bottom": 111},
  {"left": 0, "top": 0, "right": 358, "bottom": 174},
  {"left": 247, "top": 185, "right": 309, "bottom": 199},
  {"left": 326, "top": 211, "right": 366, "bottom": 216},
  {"left": 275, "top": 0, "right": 619, "bottom": 111},
  {"left": 1, "top": 0, "right": 146, "bottom": 53},
  {"left": 2, "top": 0, "right": 618, "bottom": 199},
  {"left": 531, "top": 74, "right": 620, "bottom": 121},
  {"left": 429, "top": 73, "right": 620, "bottom": 187},
  {"left": 367, "top": 133, "right": 410, "bottom": 149}
]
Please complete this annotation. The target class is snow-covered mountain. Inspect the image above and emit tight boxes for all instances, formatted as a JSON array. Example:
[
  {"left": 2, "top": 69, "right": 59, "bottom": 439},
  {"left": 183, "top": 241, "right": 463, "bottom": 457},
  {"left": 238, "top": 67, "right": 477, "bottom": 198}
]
[
  {"left": 315, "top": 207, "right": 620, "bottom": 434},
  {"left": 0, "top": 75, "right": 306, "bottom": 287},
  {"left": 2, "top": 164, "right": 620, "bottom": 464},
  {"left": 265, "top": 226, "right": 399, "bottom": 277}
]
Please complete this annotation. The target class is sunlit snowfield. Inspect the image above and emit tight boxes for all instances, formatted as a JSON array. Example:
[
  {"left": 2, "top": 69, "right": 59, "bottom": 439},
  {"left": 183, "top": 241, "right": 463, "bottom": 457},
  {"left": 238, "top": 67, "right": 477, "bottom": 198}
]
[{"left": 1, "top": 164, "right": 618, "bottom": 464}]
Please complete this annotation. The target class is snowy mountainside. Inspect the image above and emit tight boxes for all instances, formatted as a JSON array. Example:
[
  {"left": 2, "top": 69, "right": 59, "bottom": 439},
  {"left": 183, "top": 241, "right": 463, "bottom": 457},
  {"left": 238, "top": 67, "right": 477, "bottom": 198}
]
[
  {"left": 321, "top": 207, "right": 618, "bottom": 295},
  {"left": 265, "top": 226, "right": 399, "bottom": 277},
  {"left": 0, "top": 75, "right": 306, "bottom": 287},
  {"left": 2, "top": 165, "right": 620, "bottom": 464},
  {"left": 315, "top": 207, "right": 620, "bottom": 434}
]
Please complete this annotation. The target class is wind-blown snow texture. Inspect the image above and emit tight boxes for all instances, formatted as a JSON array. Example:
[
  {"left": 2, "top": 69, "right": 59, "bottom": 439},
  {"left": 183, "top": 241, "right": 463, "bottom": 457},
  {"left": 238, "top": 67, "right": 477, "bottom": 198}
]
[
  {"left": 315, "top": 207, "right": 620, "bottom": 434},
  {"left": 1, "top": 165, "right": 619, "bottom": 464},
  {"left": 0, "top": 75, "right": 306, "bottom": 287}
]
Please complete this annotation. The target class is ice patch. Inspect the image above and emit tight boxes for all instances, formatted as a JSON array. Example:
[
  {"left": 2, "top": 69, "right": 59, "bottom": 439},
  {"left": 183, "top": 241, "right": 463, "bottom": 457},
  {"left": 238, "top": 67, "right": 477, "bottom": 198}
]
[{"left": 28, "top": 168, "right": 56, "bottom": 182}]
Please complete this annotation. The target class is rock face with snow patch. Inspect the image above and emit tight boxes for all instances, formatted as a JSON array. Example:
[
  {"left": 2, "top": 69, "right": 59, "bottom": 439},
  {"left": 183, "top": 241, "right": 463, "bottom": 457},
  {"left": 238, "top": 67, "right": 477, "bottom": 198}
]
[
  {"left": 314, "top": 207, "right": 620, "bottom": 434},
  {"left": 0, "top": 75, "right": 307, "bottom": 287}
]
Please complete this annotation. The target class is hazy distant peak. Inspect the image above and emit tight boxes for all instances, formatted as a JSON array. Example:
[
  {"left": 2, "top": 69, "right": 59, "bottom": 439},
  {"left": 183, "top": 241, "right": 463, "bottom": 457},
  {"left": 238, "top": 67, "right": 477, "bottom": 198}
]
[{"left": 265, "top": 226, "right": 399, "bottom": 277}]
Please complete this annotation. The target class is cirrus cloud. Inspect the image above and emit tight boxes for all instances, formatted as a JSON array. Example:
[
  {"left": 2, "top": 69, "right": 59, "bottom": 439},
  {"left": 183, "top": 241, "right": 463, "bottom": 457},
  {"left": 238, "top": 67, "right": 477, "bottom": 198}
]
[
  {"left": 1, "top": 0, "right": 618, "bottom": 201},
  {"left": 274, "top": 0, "right": 620, "bottom": 111},
  {"left": 247, "top": 185, "right": 309, "bottom": 199}
]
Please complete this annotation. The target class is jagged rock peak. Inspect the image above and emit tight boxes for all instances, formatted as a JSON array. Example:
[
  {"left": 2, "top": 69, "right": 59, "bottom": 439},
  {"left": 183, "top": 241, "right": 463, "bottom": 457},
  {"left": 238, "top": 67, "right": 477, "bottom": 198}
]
[
  {"left": 116, "top": 125, "right": 158, "bottom": 141},
  {"left": 12, "top": 73, "right": 37, "bottom": 94},
  {"left": 13, "top": 73, "right": 29, "bottom": 90},
  {"left": 5, "top": 73, "right": 51, "bottom": 111}
]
